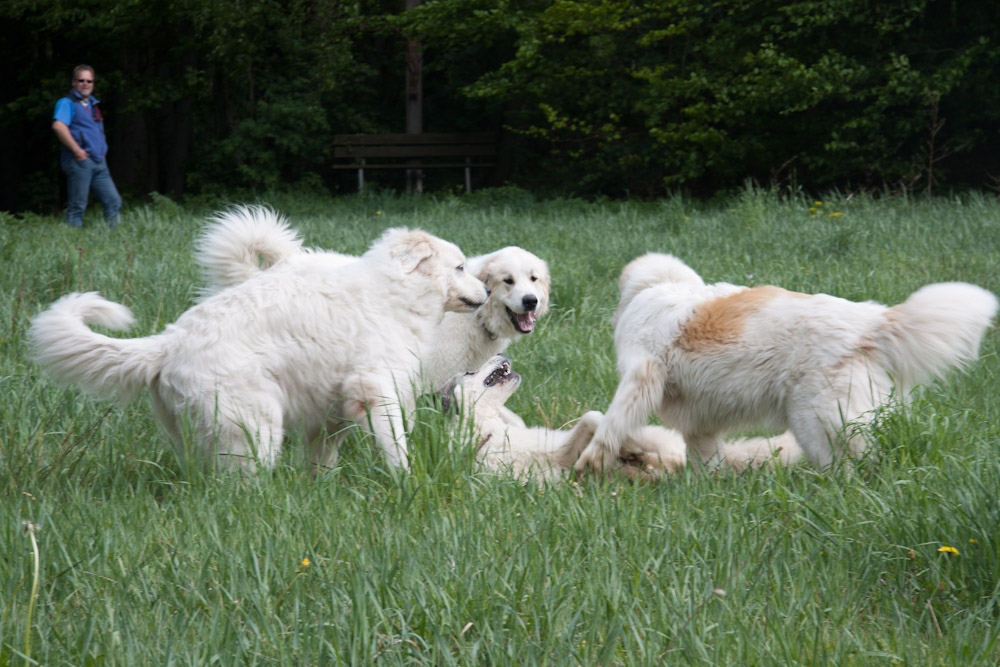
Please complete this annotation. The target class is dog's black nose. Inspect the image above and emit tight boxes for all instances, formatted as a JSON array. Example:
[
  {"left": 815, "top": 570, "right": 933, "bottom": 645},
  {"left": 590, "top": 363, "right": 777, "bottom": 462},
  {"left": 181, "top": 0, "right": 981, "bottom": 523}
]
[{"left": 522, "top": 294, "right": 538, "bottom": 311}]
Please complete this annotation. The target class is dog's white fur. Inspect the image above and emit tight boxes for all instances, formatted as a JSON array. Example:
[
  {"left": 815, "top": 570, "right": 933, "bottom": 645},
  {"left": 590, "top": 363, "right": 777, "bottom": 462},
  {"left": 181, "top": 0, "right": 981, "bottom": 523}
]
[
  {"left": 195, "top": 206, "right": 550, "bottom": 422},
  {"left": 29, "top": 227, "right": 489, "bottom": 473},
  {"left": 443, "top": 355, "right": 687, "bottom": 482},
  {"left": 576, "top": 253, "right": 997, "bottom": 472}
]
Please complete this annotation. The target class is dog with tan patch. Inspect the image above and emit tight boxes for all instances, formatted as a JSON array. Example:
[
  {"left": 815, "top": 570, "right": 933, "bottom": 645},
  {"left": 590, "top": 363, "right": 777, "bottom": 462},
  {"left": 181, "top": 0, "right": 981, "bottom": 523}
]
[
  {"left": 576, "top": 253, "right": 997, "bottom": 473},
  {"left": 442, "top": 355, "right": 799, "bottom": 481}
]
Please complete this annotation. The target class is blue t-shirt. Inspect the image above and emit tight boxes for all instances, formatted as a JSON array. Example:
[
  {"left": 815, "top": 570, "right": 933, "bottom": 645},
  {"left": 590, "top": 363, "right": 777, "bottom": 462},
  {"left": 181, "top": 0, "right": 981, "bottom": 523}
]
[{"left": 53, "top": 90, "right": 108, "bottom": 162}]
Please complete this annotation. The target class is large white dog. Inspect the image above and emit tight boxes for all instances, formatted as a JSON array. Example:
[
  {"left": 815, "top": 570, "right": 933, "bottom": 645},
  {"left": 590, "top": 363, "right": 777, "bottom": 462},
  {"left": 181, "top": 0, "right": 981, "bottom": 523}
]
[
  {"left": 196, "top": 206, "right": 551, "bottom": 404},
  {"left": 29, "top": 227, "right": 489, "bottom": 473},
  {"left": 576, "top": 253, "right": 997, "bottom": 473}
]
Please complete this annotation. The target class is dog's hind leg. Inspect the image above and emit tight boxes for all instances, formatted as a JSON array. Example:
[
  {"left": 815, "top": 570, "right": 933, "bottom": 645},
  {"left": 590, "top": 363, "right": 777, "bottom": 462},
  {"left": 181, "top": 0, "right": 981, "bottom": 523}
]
[
  {"left": 716, "top": 431, "right": 803, "bottom": 471},
  {"left": 347, "top": 391, "right": 410, "bottom": 471},
  {"left": 788, "top": 376, "right": 875, "bottom": 470}
]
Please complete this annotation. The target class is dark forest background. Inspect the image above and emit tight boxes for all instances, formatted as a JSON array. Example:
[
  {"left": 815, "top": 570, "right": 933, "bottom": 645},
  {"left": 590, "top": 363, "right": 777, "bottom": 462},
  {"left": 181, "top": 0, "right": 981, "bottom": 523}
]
[{"left": 3, "top": 0, "right": 999, "bottom": 212}]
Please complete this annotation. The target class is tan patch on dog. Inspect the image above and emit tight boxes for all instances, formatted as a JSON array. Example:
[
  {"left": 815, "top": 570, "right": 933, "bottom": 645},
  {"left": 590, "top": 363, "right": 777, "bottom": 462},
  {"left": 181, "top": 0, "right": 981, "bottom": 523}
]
[{"left": 678, "top": 286, "right": 791, "bottom": 351}]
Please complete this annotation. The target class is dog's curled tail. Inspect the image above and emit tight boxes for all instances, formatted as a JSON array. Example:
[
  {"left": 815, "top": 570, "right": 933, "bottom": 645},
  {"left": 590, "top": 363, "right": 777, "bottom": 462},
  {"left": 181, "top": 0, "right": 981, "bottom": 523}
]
[
  {"left": 872, "top": 282, "right": 997, "bottom": 391},
  {"left": 196, "top": 205, "right": 302, "bottom": 293},
  {"left": 29, "top": 292, "right": 163, "bottom": 403}
]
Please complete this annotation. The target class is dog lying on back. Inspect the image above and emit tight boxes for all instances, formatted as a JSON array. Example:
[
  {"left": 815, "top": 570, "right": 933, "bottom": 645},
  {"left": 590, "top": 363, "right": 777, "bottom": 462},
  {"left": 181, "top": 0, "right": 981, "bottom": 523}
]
[
  {"left": 442, "top": 355, "right": 800, "bottom": 481},
  {"left": 29, "top": 227, "right": 488, "bottom": 473},
  {"left": 195, "top": 206, "right": 551, "bottom": 415},
  {"left": 440, "top": 355, "right": 686, "bottom": 482},
  {"left": 576, "top": 253, "right": 997, "bottom": 473}
]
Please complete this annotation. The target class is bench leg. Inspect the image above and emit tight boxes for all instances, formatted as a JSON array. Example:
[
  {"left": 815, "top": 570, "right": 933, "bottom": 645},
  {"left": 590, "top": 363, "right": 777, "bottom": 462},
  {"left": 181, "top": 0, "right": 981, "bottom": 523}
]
[
  {"left": 465, "top": 157, "right": 472, "bottom": 194},
  {"left": 358, "top": 158, "right": 365, "bottom": 192}
]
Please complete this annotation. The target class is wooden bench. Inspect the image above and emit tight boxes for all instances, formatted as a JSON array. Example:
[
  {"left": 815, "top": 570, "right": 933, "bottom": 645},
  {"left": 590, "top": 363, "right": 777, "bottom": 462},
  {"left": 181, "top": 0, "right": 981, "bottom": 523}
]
[{"left": 333, "top": 133, "right": 496, "bottom": 193}]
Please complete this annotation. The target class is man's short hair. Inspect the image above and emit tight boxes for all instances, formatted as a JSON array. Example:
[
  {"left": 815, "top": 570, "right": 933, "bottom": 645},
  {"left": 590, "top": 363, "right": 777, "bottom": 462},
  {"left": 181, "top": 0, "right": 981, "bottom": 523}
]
[{"left": 72, "top": 65, "right": 95, "bottom": 82}]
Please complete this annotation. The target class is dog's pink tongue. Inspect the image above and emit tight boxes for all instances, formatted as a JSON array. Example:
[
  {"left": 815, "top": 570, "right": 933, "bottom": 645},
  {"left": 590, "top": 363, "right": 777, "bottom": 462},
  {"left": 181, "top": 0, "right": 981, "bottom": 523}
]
[{"left": 516, "top": 311, "right": 537, "bottom": 333}]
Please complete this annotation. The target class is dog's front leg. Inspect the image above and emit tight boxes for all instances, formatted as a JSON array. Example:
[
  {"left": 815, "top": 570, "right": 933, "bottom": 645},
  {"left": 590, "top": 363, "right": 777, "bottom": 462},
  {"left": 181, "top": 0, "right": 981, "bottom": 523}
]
[
  {"left": 575, "top": 355, "right": 667, "bottom": 473},
  {"left": 367, "top": 400, "right": 410, "bottom": 471},
  {"left": 554, "top": 410, "right": 603, "bottom": 469},
  {"left": 497, "top": 405, "right": 527, "bottom": 428}
]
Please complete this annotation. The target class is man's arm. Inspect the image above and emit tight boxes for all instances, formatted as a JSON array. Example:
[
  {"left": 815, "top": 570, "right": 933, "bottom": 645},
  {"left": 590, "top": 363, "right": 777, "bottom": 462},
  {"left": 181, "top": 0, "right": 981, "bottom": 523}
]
[{"left": 52, "top": 120, "right": 88, "bottom": 160}]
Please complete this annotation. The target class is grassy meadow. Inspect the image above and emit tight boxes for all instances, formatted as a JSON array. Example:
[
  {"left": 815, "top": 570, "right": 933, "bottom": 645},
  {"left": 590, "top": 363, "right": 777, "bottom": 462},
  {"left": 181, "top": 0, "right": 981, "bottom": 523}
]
[{"left": 1, "top": 187, "right": 999, "bottom": 664}]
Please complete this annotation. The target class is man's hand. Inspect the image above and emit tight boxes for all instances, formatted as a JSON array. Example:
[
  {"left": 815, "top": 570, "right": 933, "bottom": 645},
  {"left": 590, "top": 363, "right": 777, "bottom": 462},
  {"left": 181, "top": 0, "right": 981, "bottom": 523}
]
[{"left": 52, "top": 120, "right": 89, "bottom": 161}]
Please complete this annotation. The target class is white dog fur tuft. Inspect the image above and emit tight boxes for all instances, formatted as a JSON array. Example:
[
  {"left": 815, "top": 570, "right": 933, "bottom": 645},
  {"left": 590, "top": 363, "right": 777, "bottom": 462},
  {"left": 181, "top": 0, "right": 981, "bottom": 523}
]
[
  {"left": 195, "top": 205, "right": 305, "bottom": 292},
  {"left": 869, "top": 282, "right": 997, "bottom": 391},
  {"left": 29, "top": 292, "right": 152, "bottom": 403}
]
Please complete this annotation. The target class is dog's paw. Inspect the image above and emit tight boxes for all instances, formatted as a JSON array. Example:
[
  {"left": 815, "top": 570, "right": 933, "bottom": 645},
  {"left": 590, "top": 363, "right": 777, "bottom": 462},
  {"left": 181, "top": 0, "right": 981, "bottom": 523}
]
[
  {"left": 623, "top": 450, "right": 686, "bottom": 477},
  {"left": 574, "top": 441, "right": 617, "bottom": 474}
]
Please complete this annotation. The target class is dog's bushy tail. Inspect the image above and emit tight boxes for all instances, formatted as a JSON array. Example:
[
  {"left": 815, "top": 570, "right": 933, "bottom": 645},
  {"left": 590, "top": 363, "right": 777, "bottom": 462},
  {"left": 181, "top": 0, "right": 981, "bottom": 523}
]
[
  {"left": 196, "top": 205, "right": 302, "bottom": 294},
  {"left": 29, "top": 292, "right": 165, "bottom": 403},
  {"left": 616, "top": 253, "right": 704, "bottom": 317},
  {"left": 870, "top": 282, "right": 997, "bottom": 391}
]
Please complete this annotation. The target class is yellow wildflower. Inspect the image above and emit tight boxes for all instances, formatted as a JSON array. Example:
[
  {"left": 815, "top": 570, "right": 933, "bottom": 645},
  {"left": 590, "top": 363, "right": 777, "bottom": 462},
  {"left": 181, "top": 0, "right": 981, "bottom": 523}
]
[
  {"left": 301, "top": 558, "right": 311, "bottom": 568},
  {"left": 828, "top": 211, "right": 842, "bottom": 217},
  {"left": 937, "top": 546, "right": 959, "bottom": 555}
]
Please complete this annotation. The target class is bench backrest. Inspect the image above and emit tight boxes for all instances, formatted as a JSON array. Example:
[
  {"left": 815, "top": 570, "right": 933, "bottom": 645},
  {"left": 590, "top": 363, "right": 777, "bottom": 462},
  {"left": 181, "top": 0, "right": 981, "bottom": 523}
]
[{"left": 334, "top": 133, "right": 495, "bottom": 159}]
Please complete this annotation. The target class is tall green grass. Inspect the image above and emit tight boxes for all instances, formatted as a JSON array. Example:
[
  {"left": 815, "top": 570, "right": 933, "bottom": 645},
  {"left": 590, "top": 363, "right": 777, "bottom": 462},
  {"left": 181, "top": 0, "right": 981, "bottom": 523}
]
[{"left": 2, "top": 187, "right": 998, "bottom": 664}]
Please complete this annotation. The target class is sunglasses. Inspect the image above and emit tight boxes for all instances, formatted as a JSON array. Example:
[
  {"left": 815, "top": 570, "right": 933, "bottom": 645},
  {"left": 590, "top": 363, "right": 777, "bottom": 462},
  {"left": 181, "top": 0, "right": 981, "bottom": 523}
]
[{"left": 76, "top": 78, "right": 94, "bottom": 84}]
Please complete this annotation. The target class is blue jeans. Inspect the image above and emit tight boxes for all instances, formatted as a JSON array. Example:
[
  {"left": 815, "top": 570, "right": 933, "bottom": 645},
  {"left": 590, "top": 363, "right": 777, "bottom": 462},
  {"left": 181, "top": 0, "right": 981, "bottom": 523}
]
[{"left": 60, "top": 154, "right": 122, "bottom": 228}]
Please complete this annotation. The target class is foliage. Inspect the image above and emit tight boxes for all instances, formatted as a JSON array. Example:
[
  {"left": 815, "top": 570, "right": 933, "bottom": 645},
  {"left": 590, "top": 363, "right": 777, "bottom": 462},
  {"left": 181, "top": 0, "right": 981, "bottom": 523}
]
[
  {"left": 405, "top": 0, "right": 1000, "bottom": 195},
  {"left": 2, "top": 1, "right": 999, "bottom": 207}
]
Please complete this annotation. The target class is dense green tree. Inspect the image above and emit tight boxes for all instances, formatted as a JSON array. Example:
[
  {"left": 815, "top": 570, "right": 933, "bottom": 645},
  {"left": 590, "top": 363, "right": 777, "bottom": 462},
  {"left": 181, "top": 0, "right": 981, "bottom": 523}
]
[
  {"left": 2, "top": 0, "right": 998, "bottom": 209},
  {"left": 404, "top": 0, "right": 1000, "bottom": 195}
]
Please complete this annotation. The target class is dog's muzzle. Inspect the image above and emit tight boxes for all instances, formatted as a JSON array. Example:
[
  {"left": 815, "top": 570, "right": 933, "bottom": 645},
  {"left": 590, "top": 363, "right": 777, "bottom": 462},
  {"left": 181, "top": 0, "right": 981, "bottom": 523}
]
[{"left": 506, "top": 295, "right": 539, "bottom": 334}]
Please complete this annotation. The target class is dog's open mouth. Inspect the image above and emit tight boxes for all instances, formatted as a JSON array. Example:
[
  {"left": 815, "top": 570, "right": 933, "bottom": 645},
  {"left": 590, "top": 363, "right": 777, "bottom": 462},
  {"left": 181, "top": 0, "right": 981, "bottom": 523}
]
[
  {"left": 506, "top": 307, "right": 537, "bottom": 334},
  {"left": 484, "top": 359, "right": 519, "bottom": 387}
]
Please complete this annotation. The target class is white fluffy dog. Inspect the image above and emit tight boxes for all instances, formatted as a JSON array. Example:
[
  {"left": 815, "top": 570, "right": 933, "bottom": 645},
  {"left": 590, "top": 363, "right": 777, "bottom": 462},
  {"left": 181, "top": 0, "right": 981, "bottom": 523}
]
[
  {"left": 29, "top": 227, "right": 489, "bottom": 473},
  {"left": 441, "top": 355, "right": 687, "bottom": 482},
  {"left": 195, "top": 206, "right": 551, "bottom": 423},
  {"left": 576, "top": 253, "right": 997, "bottom": 473}
]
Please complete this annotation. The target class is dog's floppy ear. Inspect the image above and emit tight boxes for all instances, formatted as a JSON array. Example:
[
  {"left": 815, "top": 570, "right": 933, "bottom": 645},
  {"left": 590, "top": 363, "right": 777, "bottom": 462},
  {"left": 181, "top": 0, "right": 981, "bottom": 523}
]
[
  {"left": 534, "top": 259, "right": 552, "bottom": 317},
  {"left": 466, "top": 251, "right": 497, "bottom": 285},
  {"left": 437, "top": 375, "right": 461, "bottom": 414},
  {"left": 389, "top": 230, "right": 436, "bottom": 274}
]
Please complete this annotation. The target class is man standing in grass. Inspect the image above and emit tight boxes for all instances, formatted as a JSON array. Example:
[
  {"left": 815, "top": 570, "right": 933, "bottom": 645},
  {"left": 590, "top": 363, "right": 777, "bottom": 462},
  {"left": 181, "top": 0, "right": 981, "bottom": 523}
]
[{"left": 51, "top": 65, "right": 122, "bottom": 229}]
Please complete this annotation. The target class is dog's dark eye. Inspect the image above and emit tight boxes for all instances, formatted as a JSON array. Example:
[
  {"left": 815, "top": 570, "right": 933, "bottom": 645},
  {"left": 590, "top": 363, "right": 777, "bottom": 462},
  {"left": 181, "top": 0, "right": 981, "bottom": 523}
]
[
  {"left": 464, "top": 371, "right": 475, "bottom": 376},
  {"left": 530, "top": 275, "right": 538, "bottom": 282},
  {"left": 504, "top": 277, "right": 514, "bottom": 285},
  {"left": 456, "top": 264, "right": 465, "bottom": 272}
]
